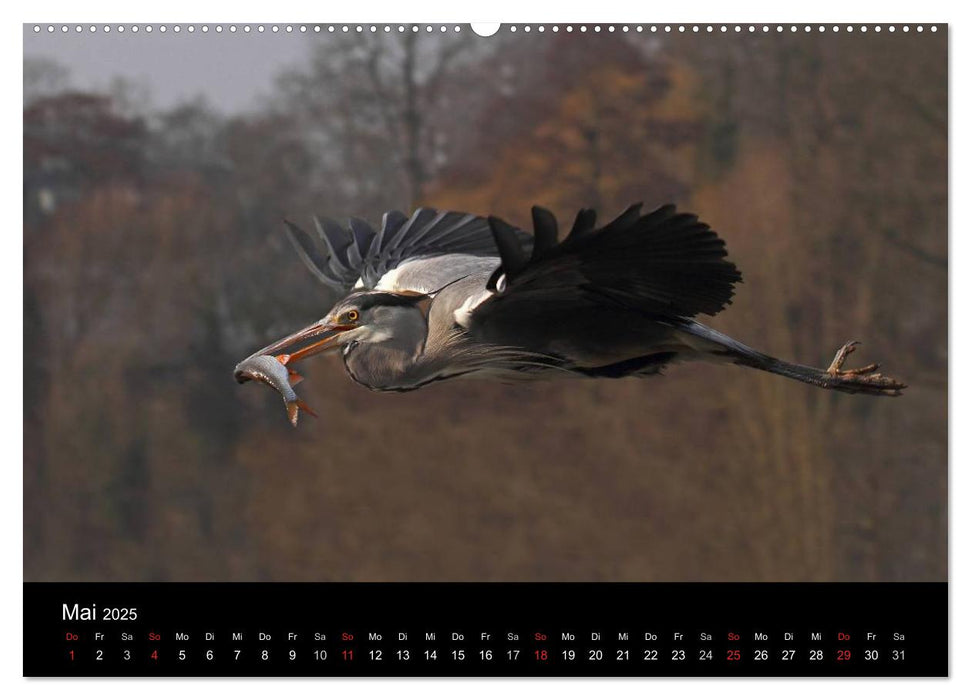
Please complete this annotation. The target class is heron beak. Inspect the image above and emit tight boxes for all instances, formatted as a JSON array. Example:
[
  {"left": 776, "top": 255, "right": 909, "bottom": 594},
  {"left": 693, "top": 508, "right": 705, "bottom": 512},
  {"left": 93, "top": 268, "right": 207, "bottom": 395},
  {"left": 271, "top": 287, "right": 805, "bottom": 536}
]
[{"left": 245, "top": 320, "right": 356, "bottom": 365}]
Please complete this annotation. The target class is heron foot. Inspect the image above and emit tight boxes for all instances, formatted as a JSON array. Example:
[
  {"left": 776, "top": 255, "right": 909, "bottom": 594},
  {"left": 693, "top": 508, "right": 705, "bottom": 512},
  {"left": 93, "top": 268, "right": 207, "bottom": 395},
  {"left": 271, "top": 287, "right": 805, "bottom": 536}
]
[{"left": 821, "top": 341, "right": 906, "bottom": 396}]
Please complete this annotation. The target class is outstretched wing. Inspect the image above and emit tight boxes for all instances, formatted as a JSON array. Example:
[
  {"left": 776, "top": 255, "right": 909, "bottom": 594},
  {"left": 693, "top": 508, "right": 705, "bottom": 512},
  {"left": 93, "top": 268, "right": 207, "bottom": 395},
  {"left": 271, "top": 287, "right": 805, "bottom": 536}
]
[
  {"left": 284, "top": 208, "right": 530, "bottom": 294},
  {"left": 467, "top": 203, "right": 743, "bottom": 338}
]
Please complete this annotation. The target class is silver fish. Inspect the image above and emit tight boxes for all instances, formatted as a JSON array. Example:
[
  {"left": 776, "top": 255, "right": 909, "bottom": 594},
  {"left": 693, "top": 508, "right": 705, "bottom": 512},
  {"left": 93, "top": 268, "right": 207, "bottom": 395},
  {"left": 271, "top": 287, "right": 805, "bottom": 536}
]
[{"left": 234, "top": 353, "right": 316, "bottom": 427}]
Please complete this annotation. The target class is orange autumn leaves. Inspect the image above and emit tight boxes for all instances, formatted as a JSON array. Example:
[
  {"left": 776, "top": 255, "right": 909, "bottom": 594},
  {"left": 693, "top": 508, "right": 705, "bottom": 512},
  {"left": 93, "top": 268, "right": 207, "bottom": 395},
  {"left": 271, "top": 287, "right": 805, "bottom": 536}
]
[{"left": 431, "top": 62, "right": 701, "bottom": 225}]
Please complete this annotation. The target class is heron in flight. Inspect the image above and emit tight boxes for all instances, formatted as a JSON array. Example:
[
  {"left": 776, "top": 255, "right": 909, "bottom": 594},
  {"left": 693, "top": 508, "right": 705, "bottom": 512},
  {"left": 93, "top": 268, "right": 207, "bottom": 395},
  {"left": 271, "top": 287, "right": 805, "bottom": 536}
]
[{"left": 239, "top": 203, "right": 904, "bottom": 403}]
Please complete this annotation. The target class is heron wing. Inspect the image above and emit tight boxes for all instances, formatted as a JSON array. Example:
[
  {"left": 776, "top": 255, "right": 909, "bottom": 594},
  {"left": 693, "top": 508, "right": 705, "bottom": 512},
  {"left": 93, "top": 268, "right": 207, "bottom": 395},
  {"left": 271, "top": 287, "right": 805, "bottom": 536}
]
[
  {"left": 468, "top": 203, "right": 742, "bottom": 342},
  {"left": 284, "top": 208, "right": 529, "bottom": 294},
  {"left": 373, "top": 254, "right": 500, "bottom": 295}
]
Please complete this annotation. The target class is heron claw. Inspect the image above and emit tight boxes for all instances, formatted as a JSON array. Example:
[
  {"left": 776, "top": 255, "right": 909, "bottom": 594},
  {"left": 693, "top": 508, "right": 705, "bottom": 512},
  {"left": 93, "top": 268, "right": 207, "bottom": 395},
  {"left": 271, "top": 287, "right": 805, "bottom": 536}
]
[
  {"left": 821, "top": 341, "right": 906, "bottom": 396},
  {"left": 827, "top": 340, "right": 860, "bottom": 375}
]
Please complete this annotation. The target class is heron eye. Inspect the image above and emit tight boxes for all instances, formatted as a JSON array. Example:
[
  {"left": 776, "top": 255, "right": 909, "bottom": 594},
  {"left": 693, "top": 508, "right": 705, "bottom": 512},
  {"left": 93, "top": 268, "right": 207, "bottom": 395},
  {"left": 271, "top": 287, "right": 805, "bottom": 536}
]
[{"left": 346, "top": 309, "right": 359, "bottom": 322}]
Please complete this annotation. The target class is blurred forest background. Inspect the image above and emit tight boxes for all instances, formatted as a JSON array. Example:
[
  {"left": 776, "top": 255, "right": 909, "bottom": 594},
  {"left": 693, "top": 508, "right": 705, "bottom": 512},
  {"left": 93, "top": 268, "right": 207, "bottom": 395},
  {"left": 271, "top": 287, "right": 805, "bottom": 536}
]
[{"left": 24, "top": 27, "right": 946, "bottom": 582}]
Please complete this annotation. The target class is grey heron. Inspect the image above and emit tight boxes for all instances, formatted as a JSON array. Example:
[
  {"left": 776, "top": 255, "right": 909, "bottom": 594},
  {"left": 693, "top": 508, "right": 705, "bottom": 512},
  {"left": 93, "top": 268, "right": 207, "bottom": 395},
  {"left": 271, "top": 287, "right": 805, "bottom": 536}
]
[{"left": 239, "top": 203, "right": 905, "bottom": 404}]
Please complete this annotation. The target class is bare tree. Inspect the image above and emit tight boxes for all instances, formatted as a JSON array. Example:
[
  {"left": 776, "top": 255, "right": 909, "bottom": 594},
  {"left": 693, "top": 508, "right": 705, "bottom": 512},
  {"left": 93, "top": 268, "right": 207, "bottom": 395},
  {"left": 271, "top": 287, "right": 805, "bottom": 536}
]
[
  {"left": 271, "top": 31, "right": 495, "bottom": 211},
  {"left": 23, "top": 57, "right": 70, "bottom": 106}
]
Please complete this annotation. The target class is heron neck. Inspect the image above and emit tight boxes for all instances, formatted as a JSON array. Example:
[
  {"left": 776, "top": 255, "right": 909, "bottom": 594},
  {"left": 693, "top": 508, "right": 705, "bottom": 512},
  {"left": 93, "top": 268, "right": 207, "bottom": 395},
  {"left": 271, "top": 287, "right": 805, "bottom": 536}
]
[{"left": 342, "top": 337, "right": 444, "bottom": 392}]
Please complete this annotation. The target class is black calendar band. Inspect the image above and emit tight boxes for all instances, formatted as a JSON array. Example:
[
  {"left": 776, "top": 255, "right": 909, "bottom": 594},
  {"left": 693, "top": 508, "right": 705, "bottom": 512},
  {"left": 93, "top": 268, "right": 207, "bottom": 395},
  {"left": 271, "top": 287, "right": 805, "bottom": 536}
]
[{"left": 24, "top": 582, "right": 947, "bottom": 677}]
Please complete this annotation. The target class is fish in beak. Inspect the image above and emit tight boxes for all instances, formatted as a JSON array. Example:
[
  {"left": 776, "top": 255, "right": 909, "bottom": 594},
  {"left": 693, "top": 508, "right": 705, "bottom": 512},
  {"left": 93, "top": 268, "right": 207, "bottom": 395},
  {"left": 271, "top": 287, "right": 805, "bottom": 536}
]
[
  {"left": 233, "top": 319, "right": 356, "bottom": 426},
  {"left": 234, "top": 353, "right": 318, "bottom": 427}
]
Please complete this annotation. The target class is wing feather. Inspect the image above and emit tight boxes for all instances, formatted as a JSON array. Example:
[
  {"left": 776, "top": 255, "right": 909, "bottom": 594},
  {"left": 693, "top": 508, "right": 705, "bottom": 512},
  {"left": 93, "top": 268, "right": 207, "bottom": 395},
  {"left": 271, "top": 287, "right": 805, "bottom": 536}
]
[
  {"left": 285, "top": 207, "right": 530, "bottom": 293},
  {"left": 474, "top": 203, "right": 742, "bottom": 323}
]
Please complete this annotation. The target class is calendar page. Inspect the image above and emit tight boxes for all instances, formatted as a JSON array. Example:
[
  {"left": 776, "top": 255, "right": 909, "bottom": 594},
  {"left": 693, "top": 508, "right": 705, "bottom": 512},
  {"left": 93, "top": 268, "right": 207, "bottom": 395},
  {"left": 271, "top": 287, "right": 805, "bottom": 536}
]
[{"left": 22, "top": 20, "right": 948, "bottom": 678}]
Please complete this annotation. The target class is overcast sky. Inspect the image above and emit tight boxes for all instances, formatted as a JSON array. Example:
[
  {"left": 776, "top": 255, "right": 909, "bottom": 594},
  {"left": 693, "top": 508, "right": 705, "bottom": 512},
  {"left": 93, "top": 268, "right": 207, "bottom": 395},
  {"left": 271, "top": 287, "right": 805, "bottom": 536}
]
[{"left": 23, "top": 24, "right": 315, "bottom": 114}]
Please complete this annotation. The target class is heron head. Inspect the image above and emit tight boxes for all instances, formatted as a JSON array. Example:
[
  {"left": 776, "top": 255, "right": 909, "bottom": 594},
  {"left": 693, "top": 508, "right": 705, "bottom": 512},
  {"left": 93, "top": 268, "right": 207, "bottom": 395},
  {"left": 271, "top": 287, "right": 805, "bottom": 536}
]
[{"left": 249, "top": 290, "right": 430, "bottom": 365}]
